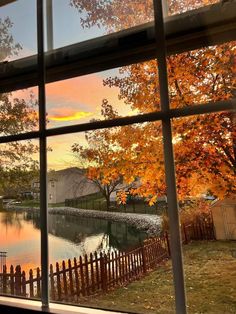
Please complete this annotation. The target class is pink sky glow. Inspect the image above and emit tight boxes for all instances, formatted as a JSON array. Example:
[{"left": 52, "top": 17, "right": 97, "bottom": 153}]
[{"left": 10, "top": 71, "right": 136, "bottom": 170}]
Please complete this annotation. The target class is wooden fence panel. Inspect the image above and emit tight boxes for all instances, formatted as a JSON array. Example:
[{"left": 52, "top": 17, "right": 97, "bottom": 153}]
[{"left": 50, "top": 264, "right": 55, "bottom": 300}]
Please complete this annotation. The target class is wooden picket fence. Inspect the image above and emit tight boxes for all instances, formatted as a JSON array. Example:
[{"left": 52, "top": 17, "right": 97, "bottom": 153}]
[
  {"left": 0, "top": 217, "right": 215, "bottom": 301},
  {"left": 182, "top": 221, "right": 215, "bottom": 243},
  {"left": 181, "top": 213, "right": 216, "bottom": 244},
  {"left": 0, "top": 235, "right": 170, "bottom": 301}
]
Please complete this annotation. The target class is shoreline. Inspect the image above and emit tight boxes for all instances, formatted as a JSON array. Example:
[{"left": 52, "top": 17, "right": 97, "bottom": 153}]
[{"left": 6, "top": 206, "right": 162, "bottom": 236}]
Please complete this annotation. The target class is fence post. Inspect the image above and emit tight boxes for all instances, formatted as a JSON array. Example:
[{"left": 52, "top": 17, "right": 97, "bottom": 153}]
[
  {"left": 107, "top": 252, "right": 111, "bottom": 286},
  {"left": 141, "top": 246, "right": 147, "bottom": 274},
  {"left": 36, "top": 267, "right": 41, "bottom": 297},
  {"left": 62, "top": 260, "right": 68, "bottom": 300},
  {"left": 73, "top": 258, "right": 80, "bottom": 298},
  {"left": 22, "top": 271, "right": 26, "bottom": 297},
  {"left": 90, "top": 253, "right": 95, "bottom": 293},
  {"left": 111, "top": 252, "right": 115, "bottom": 286},
  {"left": 2, "top": 265, "right": 7, "bottom": 294},
  {"left": 115, "top": 251, "right": 118, "bottom": 285},
  {"left": 15, "top": 265, "right": 21, "bottom": 296},
  {"left": 10, "top": 265, "right": 14, "bottom": 295},
  {"left": 79, "top": 256, "right": 86, "bottom": 296},
  {"left": 127, "top": 253, "right": 131, "bottom": 281},
  {"left": 29, "top": 269, "right": 34, "bottom": 298},
  {"left": 56, "top": 262, "right": 62, "bottom": 301},
  {"left": 84, "top": 254, "right": 90, "bottom": 295},
  {"left": 68, "top": 259, "right": 74, "bottom": 299},
  {"left": 165, "top": 232, "right": 171, "bottom": 257},
  {"left": 50, "top": 264, "right": 55, "bottom": 301},
  {"left": 100, "top": 253, "right": 107, "bottom": 292}
]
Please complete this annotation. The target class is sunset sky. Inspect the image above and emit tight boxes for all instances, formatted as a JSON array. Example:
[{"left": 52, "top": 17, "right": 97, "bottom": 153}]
[
  {"left": 0, "top": 0, "right": 141, "bottom": 170},
  {"left": 13, "top": 68, "right": 138, "bottom": 170}
]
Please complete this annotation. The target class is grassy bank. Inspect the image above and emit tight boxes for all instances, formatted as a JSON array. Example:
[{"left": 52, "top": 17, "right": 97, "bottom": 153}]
[
  {"left": 17, "top": 200, "right": 65, "bottom": 208},
  {"left": 78, "top": 241, "right": 236, "bottom": 314}
]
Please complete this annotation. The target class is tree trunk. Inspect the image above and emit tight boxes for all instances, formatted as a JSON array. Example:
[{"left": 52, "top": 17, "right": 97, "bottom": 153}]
[{"left": 105, "top": 195, "right": 110, "bottom": 211}]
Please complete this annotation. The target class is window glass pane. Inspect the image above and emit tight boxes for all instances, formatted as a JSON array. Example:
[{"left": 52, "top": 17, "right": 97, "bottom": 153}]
[
  {"left": 172, "top": 111, "right": 236, "bottom": 313},
  {"left": 49, "top": 0, "right": 154, "bottom": 50},
  {"left": 46, "top": 61, "right": 159, "bottom": 129},
  {"left": 168, "top": 42, "right": 235, "bottom": 109},
  {"left": 47, "top": 122, "right": 175, "bottom": 313},
  {"left": 0, "top": 87, "right": 38, "bottom": 136},
  {"left": 0, "top": 0, "right": 37, "bottom": 61},
  {"left": 0, "top": 139, "right": 40, "bottom": 300}
]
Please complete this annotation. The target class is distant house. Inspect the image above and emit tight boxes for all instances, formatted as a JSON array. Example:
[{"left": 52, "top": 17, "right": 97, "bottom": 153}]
[{"left": 32, "top": 167, "right": 99, "bottom": 204}]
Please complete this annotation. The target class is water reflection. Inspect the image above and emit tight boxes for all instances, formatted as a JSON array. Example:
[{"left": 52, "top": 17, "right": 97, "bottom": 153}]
[
  {"left": 1, "top": 211, "right": 23, "bottom": 231},
  {"left": 0, "top": 209, "right": 147, "bottom": 272},
  {"left": 26, "top": 211, "right": 146, "bottom": 252}
]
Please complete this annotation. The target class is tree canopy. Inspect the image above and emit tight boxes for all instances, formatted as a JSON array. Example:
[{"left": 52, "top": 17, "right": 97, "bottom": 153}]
[
  {"left": 71, "top": 0, "right": 235, "bottom": 202},
  {"left": 0, "top": 17, "right": 39, "bottom": 197}
]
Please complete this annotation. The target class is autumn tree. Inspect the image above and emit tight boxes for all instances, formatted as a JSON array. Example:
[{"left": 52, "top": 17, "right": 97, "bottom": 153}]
[
  {"left": 0, "top": 17, "right": 39, "bottom": 197},
  {"left": 72, "top": 102, "right": 138, "bottom": 210},
  {"left": 70, "top": 0, "right": 235, "bottom": 201}
]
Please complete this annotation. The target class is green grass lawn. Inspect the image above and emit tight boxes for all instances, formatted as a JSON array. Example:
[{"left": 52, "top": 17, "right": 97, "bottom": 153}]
[
  {"left": 18, "top": 200, "right": 65, "bottom": 207},
  {"left": 77, "top": 241, "right": 236, "bottom": 314}
]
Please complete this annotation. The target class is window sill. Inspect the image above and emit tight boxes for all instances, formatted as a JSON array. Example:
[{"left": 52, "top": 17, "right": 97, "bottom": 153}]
[{"left": 0, "top": 296, "right": 125, "bottom": 314}]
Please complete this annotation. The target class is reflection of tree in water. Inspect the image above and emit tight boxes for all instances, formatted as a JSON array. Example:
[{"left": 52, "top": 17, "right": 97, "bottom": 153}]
[
  {"left": 24, "top": 211, "right": 146, "bottom": 252},
  {"left": 106, "top": 221, "right": 146, "bottom": 252},
  {"left": 0, "top": 211, "right": 23, "bottom": 231}
]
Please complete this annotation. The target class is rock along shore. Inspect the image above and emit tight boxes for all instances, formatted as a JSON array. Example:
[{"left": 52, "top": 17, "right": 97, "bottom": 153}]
[{"left": 8, "top": 206, "right": 162, "bottom": 236}]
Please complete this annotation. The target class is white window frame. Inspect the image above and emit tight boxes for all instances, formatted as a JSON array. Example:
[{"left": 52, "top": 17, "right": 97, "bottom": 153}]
[{"left": 0, "top": 0, "right": 235, "bottom": 313}]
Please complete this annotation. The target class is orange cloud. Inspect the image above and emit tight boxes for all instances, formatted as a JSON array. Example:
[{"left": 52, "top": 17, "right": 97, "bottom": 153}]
[
  {"left": 49, "top": 110, "right": 93, "bottom": 121},
  {"left": 46, "top": 73, "right": 122, "bottom": 112}
]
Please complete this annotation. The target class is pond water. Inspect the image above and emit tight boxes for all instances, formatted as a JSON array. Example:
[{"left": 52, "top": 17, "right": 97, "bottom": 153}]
[{"left": 0, "top": 209, "right": 147, "bottom": 272}]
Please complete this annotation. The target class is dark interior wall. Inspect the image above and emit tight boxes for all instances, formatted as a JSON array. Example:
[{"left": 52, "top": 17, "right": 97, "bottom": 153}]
[{"left": 0, "top": 304, "right": 46, "bottom": 314}]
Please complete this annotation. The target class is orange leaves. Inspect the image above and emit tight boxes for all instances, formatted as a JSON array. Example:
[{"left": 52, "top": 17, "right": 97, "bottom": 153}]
[
  {"left": 179, "top": 199, "right": 213, "bottom": 225},
  {"left": 148, "top": 195, "right": 158, "bottom": 206},
  {"left": 70, "top": 2, "right": 235, "bottom": 201},
  {"left": 173, "top": 112, "right": 236, "bottom": 199},
  {"left": 116, "top": 190, "right": 128, "bottom": 205}
]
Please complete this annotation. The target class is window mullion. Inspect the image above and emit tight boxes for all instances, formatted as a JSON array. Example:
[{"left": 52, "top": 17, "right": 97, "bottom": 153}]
[
  {"left": 153, "top": 0, "right": 187, "bottom": 313},
  {"left": 37, "top": 0, "right": 49, "bottom": 309}
]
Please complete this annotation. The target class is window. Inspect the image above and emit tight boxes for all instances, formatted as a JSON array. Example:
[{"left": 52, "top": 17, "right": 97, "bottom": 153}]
[
  {"left": 0, "top": 0, "right": 235, "bottom": 313},
  {"left": 33, "top": 182, "right": 40, "bottom": 189}
]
